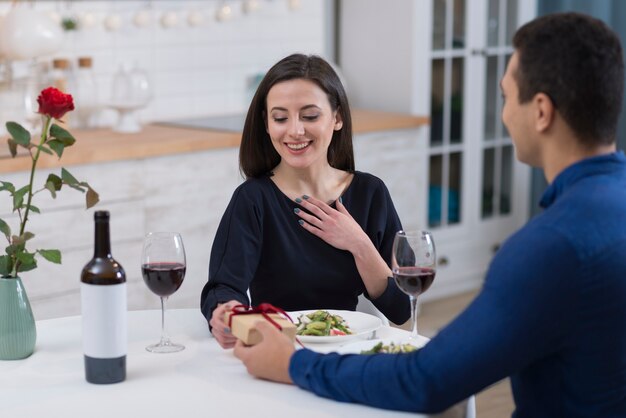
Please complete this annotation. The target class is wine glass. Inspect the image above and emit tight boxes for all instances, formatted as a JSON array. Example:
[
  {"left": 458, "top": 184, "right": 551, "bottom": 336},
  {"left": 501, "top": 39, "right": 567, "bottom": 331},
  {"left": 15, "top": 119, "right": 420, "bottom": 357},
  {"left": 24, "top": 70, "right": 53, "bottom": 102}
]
[
  {"left": 141, "top": 232, "right": 186, "bottom": 353},
  {"left": 391, "top": 230, "right": 436, "bottom": 340}
]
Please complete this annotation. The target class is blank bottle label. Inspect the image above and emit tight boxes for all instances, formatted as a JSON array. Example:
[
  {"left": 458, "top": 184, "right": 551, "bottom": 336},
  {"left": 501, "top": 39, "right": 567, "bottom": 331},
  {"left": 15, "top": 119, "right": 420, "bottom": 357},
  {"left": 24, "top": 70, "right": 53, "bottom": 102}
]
[{"left": 81, "top": 283, "right": 127, "bottom": 358}]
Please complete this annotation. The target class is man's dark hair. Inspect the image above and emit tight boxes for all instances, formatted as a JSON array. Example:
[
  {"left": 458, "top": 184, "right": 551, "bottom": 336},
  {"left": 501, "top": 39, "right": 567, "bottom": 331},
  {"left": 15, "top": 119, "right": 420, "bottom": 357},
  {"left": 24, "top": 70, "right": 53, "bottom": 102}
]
[
  {"left": 239, "top": 54, "right": 354, "bottom": 179},
  {"left": 513, "top": 12, "right": 624, "bottom": 145}
]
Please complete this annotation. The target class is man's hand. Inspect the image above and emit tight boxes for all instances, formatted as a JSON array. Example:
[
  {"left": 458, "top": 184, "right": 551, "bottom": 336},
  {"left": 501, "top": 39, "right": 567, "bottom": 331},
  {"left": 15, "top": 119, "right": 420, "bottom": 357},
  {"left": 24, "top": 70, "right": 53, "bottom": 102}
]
[{"left": 233, "top": 320, "right": 295, "bottom": 384}]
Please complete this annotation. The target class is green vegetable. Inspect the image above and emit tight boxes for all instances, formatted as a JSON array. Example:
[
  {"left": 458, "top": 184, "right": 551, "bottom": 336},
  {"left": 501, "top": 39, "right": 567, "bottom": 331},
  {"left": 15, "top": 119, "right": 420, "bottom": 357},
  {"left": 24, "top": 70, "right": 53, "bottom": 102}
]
[
  {"left": 295, "top": 310, "right": 354, "bottom": 336},
  {"left": 306, "top": 321, "right": 327, "bottom": 330},
  {"left": 361, "top": 342, "right": 420, "bottom": 354},
  {"left": 301, "top": 328, "right": 324, "bottom": 336}
]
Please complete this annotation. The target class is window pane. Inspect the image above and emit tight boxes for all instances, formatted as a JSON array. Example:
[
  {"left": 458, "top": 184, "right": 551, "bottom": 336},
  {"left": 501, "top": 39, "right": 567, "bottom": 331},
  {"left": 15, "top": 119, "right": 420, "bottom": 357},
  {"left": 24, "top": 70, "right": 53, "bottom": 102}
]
[
  {"left": 428, "top": 154, "right": 443, "bottom": 227},
  {"left": 449, "top": 152, "right": 462, "bottom": 224},
  {"left": 501, "top": 53, "right": 512, "bottom": 138},
  {"left": 433, "top": 0, "right": 446, "bottom": 50},
  {"left": 452, "top": 0, "right": 466, "bottom": 48},
  {"left": 431, "top": 59, "right": 445, "bottom": 146},
  {"left": 505, "top": 0, "right": 518, "bottom": 46},
  {"left": 482, "top": 148, "right": 495, "bottom": 218},
  {"left": 487, "top": 0, "right": 499, "bottom": 47},
  {"left": 500, "top": 145, "right": 513, "bottom": 215},
  {"left": 484, "top": 56, "right": 498, "bottom": 142},
  {"left": 451, "top": 57, "right": 464, "bottom": 144}
]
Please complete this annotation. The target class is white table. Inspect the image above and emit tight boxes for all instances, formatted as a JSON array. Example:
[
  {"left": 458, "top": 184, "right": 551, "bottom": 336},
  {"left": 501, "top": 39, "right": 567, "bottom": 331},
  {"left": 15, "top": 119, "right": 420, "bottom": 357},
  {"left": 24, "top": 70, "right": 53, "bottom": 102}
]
[{"left": 0, "top": 309, "right": 471, "bottom": 418}]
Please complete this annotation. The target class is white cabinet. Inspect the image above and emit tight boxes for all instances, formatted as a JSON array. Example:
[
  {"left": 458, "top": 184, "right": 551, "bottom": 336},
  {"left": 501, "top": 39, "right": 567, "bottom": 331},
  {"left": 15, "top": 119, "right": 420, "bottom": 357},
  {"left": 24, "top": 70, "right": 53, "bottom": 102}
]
[
  {"left": 0, "top": 147, "right": 241, "bottom": 320},
  {"left": 340, "top": 0, "right": 536, "bottom": 300}
]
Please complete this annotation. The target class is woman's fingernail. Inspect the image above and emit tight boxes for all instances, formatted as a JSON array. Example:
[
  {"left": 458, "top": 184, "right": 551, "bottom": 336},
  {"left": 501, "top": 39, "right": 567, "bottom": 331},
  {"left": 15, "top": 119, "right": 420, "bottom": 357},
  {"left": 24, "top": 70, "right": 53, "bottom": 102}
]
[
  {"left": 224, "top": 327, "right": 231, "bottom": 334},
  {"left": 294, "top": 208, "right": 300, "bottom": 214},
  {"left": 295, "top": 197, "right": 302, "bottom": 203},
  {"left": 298, "top": 220, "right": 304, "bottom": 225},
  {"left": 303, "top": 195, "right": 310, "bottom": 200}
]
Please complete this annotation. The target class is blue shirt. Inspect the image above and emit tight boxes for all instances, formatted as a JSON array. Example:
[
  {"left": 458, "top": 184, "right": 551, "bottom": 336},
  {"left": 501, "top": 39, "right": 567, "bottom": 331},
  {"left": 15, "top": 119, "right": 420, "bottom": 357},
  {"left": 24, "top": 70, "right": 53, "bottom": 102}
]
[
  {"left": 200, "top": 171, "right": 411, "bottom": 325},
  {"left": 289, "top": 152, "right": 626, "bottom": 417}
]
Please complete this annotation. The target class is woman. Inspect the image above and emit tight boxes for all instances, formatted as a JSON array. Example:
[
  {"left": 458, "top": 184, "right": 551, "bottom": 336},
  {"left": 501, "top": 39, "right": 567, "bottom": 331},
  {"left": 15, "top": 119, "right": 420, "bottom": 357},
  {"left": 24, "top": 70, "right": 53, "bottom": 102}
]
[{"left": 201, "top": 54, "right": 410, "bottom": 348}]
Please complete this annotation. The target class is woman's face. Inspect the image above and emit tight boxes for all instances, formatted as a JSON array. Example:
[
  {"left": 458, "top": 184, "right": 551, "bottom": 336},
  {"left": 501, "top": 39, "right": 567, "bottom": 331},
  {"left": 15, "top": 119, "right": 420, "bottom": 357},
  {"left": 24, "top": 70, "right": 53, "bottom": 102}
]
[{"left": 265, "top": 78, "right": 343, "bottom": 171}]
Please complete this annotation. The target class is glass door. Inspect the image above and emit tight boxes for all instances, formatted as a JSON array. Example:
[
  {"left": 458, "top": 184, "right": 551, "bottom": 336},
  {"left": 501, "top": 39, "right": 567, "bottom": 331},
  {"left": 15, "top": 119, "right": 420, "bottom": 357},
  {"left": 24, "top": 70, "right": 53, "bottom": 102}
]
[
  {"left": 427, "top": 0, "right": 533, "bottom": 245},
  {"left": 481, "top": 0, "right": 517, "bottom": 220},
  {"left": 428, "top": 0, "right": 466, "bottom": 229}
]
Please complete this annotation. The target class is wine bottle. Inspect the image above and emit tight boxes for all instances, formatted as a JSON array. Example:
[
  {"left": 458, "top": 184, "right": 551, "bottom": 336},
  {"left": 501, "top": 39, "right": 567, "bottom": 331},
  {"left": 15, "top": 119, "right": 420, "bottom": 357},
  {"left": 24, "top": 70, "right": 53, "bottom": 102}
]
[{"left": 81, "top": 211, "right": 127, "bottom": 384}]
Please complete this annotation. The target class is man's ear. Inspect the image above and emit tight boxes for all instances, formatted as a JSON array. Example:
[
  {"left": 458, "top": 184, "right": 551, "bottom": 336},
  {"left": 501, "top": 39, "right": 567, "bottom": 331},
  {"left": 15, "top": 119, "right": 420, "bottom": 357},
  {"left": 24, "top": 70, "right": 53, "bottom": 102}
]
[
  {"left": 334, "top": 109, "right": 343, "bottom": 131},
  {"left": 534, "top": 92, "right": 555, "bottom": 133}
]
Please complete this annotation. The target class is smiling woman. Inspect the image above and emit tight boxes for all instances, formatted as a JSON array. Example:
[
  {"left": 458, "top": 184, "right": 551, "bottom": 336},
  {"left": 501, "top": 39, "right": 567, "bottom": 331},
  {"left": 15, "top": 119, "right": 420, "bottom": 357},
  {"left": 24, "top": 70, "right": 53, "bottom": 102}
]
[
  {"left": 200, "top": 54, "right": 411, "bottom": 349},
  {"left": 266, "top": 78, "right": 345, "bottom": 201}
]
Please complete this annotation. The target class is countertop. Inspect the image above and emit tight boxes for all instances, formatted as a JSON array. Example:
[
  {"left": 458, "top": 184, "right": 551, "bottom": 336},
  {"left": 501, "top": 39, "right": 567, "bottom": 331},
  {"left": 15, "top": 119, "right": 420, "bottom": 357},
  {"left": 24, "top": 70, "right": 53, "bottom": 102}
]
[{"left": 0, "top": 109, "right": 428, "bottom": 174}]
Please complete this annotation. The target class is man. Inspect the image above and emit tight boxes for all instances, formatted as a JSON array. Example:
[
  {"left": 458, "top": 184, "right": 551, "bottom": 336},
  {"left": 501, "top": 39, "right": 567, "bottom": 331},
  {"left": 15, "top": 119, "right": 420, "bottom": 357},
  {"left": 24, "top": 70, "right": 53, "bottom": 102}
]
[{"left": 233, "top": 12, "right": 626, "bottom": 417}]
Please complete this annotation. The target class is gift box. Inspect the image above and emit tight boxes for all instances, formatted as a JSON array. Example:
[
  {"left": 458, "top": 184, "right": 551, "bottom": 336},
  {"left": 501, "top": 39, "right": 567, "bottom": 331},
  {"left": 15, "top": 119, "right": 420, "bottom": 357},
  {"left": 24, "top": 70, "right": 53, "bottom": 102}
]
[{"left": 224, "top": 305, "right": 297, "bottom": 346}]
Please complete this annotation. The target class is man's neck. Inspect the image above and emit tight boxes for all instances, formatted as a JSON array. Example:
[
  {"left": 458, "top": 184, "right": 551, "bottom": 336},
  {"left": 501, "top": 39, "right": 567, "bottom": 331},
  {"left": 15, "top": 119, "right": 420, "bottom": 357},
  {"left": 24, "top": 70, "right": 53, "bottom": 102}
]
[{"left": 543, "top": 142, "right": 616, "bottom": 183}]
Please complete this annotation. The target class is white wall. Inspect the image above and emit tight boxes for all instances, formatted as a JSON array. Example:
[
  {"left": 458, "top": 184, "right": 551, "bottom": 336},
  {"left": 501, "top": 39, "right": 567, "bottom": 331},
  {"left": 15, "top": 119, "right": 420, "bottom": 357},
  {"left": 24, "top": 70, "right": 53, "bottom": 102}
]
[{"left": 0, "top": 0, "right": 329, "bottom": 128}]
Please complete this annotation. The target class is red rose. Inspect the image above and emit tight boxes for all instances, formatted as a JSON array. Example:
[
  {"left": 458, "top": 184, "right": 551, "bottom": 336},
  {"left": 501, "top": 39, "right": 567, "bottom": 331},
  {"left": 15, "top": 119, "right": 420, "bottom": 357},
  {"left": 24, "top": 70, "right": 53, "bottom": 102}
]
[{"left": 37, "top": 87, "right": 75, "bottom": 120}]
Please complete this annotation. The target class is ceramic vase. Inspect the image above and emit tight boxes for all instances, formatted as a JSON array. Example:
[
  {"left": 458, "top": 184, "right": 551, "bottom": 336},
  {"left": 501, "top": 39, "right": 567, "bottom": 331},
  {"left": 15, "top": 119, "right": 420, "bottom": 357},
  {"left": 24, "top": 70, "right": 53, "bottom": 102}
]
[{"left": 0, "top": 277, "right": 36, "bottom": 360}]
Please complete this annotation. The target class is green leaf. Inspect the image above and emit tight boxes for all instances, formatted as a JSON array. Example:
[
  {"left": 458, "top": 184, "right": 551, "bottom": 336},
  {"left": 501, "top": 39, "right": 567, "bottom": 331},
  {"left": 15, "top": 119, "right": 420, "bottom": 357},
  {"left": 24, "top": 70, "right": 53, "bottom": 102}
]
[
  {"left": 0, "top": 181, "right": 15, "bottom": 193},
  {"left": 36, "top": 144, "right": 54, "bottom": 155},
  {"left": 16, "top": 250, "right": 35, "bottom": 264},
  {"left": 61, "top": 168, "right": 79, "bottom": 186},
  {"left": 47, "top": 174, "right": 63, "bottom": 188},
  {"left": 46, "top": 139, "right": 65, "bottom": 158},
  {"left": 5, "top": 122, "right": 31, "bottom": 146},
  {"left": 38, "top": 249, "right": 61, "bottom": 264},
  {"left": 45, "top": 174, "right": 62, "bottom": 199},
  {"left": 16, "top": 255, "right": 37, "bottom": 273},
  {"left": 6, "top": 244, "right": 18, "bottom": 256},
  {"left": 0, "top": 255, "right": 12, "bottom": 276},
  {"left": 44, "top": 183, "right": 57, "bottom": 198},
  {"left": 85, "top": 185, "right": 100, "bottom": 209},
  {"left": 69, "top": 184, "right": 86, "bottom": 193},
  {"left": 49, "top": 124, "right": 76, "bottom": 144},
  {"left": 28, "top": 205, "right": 40, "bottom": 214},
  {"left": 7, "top": 138, "right": 17, "bottom": 157},
  {"left": 0, "top": 218, "right": 10, "bottom": 240},
  {"left": 12, "top": 185, "right": 30, "bottom": 211}
]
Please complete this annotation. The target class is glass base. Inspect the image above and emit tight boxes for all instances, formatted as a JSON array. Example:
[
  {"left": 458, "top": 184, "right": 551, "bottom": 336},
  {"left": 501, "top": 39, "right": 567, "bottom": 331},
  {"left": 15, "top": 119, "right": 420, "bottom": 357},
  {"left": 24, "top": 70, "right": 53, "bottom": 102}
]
[{"left": 146, "top": 341, "right": 185, "bottom": 353}]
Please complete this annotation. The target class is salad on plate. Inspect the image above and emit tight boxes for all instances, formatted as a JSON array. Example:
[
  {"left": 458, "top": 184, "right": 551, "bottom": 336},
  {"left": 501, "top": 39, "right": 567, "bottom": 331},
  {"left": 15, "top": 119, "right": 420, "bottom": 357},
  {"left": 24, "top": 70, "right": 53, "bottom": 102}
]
[
  {"left": 295, "top": 310, "right": 353, "bottom": 336},
  {"left": 289, "top": 309, "right": 382, "bottom": 343},
  {"left": 360, "top": 341, "right": 420, "bottom": 354}
]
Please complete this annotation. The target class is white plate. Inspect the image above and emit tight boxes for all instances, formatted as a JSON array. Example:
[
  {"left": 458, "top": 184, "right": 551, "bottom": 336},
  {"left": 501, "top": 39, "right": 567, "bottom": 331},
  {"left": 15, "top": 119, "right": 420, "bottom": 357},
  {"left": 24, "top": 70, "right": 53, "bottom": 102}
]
[
  {"left": 289, "top": 310, "right": 382, "bottom": 343},
  {"left": 336, "top": 336, "right": 429, "bottom": 354}
]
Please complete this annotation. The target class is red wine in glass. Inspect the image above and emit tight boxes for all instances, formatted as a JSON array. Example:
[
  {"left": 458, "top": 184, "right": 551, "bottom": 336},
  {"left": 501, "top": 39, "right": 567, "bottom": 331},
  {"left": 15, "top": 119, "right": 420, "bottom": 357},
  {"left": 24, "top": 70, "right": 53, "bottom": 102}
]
[
  {"left": 142, "top": 262, "right": 186, "bottom": 297},
  {"left": 391, "top": 230, "right": 436, "bottom": 340},
  {"left": 142, "top": 232, "right": 186, "bottom": 353},
  {"left": 393, "top": 266, "right": 435, "bottom": 297}
]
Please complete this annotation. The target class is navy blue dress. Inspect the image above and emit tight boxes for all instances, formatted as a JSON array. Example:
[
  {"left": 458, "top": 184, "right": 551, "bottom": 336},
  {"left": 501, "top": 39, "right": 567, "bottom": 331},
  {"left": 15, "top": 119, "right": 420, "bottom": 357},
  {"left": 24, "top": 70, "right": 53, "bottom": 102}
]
[{"left": 200, "top": 171, "right": 411, "bottom": 325}]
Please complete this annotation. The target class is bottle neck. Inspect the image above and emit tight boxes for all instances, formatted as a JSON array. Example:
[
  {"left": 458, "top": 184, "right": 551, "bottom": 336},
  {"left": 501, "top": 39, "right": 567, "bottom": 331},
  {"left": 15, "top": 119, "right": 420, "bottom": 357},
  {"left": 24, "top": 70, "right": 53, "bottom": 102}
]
[{"left": 94, "top": 220, "right": 112, "bottom": 258}]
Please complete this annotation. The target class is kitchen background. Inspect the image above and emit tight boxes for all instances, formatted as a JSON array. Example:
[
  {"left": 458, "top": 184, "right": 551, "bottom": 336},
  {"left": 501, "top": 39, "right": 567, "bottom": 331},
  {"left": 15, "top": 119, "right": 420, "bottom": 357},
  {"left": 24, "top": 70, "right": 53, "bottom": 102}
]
[
  {"left": 0, "top": 0, "right": 339, "bottom": 319},
  {"left": 2, "top": 0, "right": 626, "bottom": 324},
  {"left": 0, "top": 0, "right": 331, "bottom": 133},
  {"left": 1, "top": 2, "right": 623, "bottom": 416}
]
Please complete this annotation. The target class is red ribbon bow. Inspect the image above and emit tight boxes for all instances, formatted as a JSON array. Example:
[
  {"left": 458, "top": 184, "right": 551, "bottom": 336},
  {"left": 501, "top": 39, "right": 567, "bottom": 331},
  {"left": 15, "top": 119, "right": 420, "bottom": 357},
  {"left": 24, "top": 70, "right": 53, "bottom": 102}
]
[{"left": 227, "top": 303, "right": 294, "bottom": 331}]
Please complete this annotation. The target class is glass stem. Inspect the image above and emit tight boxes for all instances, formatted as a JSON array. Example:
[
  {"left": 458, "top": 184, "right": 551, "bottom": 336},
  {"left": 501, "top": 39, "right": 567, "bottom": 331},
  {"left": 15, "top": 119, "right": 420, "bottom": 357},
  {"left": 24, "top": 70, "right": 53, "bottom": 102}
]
[
  {"left": 410, "top": 295, "right": 419, "bottom": 338},
  {"left": 159, "top": 296, "right": 170, "bottom": 346}
]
